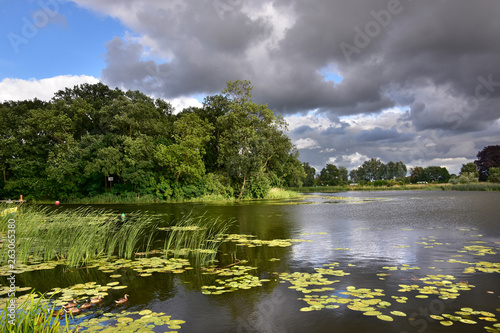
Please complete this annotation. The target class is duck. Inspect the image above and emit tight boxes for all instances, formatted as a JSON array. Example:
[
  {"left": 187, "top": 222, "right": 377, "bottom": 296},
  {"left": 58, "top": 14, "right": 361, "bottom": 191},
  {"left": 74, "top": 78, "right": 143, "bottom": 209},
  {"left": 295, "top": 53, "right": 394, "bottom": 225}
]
[
  {"left": 50, "top": 308, "right": 64, "bottom": 317},
  {"left": 114, "top": 294, "right": 129, "bottom": 304},
  {"left": 64, "top": 305, "right": 81, "bottom": 315},
  {"left": 63, "top": 299, "right": 78, "bottom": 309},
  {"left": 80, "top": 299, "right": 92, "bottom": 309},
  {"left": 90, "top": 294, "right": 103, "bottom": 304}
]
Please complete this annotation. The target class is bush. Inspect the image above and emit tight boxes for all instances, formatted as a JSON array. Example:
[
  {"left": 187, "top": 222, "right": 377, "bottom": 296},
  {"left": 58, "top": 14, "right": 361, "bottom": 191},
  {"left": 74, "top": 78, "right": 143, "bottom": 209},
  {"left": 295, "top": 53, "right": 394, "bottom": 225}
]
[
  {"left": 244, "top": 173, "right": 271, "bottom": 199},
  {"left": 458, "top": 172, "right": 479, "bottom": 184},
  {"left": 488, "top": 167, "right": 500, "bottom": 183}
]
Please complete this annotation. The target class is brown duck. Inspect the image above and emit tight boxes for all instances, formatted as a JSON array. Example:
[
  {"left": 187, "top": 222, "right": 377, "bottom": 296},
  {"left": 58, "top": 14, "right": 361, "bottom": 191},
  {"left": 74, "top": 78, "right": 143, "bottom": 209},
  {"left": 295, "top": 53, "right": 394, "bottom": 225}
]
[{"left": 115, "top": 294, "right": 129, "bottom": 305}]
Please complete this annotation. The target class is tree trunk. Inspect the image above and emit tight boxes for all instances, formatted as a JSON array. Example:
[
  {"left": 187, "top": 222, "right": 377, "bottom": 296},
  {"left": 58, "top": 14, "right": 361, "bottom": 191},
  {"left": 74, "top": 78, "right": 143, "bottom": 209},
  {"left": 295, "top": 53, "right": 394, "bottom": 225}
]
[
  {"left": 104, "top": 175, "right": 108, "bottom": 190},
  {"left": 237, "top": 176, "right": 246, "bottom": 200}
]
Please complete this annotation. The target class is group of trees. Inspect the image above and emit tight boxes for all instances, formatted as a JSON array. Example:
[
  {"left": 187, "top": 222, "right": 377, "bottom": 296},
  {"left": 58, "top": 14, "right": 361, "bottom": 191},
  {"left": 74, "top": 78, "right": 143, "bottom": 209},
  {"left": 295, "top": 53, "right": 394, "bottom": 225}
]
[
  {"left": 303, "top": 159, "right": 408, "bottom": 186},
  {"left": 0, "top": 81, "right": 305, "bottom": 201},
  {"left": 302, "top": 145, "right": 500, "bottom": 187},
  {"left": 349, "top": 159, "right": 407, "bottom": 183}
]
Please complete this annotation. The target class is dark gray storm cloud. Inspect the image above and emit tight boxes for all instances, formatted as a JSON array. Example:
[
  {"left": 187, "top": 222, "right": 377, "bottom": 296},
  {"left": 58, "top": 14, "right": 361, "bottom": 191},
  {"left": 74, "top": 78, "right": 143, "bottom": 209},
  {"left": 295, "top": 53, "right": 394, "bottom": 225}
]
[{"left": 75, "top": 0, "right": 500, "bottom": 173}]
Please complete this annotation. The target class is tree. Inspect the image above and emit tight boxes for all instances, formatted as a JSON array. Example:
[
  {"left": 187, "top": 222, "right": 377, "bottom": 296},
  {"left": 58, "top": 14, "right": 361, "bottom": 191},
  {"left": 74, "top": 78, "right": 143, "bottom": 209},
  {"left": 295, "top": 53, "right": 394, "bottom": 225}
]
[
  {"left": 410, "top": 166, "right": 428, "bottom": 183},
  {"left": 360, "top": 158, "right": 385, "bottom": 181},
  {"left": 460, "top": 162, "right": 479, "bottom": 177},
  {"left": 338, "top": 166, "right": 348, "bottom": 183},
  {"left": 217, "top": 80, "right": 302, "bottom": 198},
  {"left": 475, "top": 145, "right": 500, "bottom": 181},
  {"left": 426, "top": 166, "right": 450, "bottom": 183},
  {"left": 302, "top": 162, "right": 316, "bottom": 187},
  {"left": 318, "top": 164, "right": 340, "bottom": 186},
  {"left": 154, "top": 113, "right": 213, "bottom": 183}
]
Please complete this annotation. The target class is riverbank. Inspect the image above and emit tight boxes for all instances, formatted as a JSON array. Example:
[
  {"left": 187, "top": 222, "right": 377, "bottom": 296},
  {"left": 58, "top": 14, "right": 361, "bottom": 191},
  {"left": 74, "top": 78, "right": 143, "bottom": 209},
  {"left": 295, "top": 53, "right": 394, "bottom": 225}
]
[
  {"left": 29, "top": 188, "right": 302, "bottom": 205},
  {"left": 293, "top": 183, "right": 500, "bottom": 193}
]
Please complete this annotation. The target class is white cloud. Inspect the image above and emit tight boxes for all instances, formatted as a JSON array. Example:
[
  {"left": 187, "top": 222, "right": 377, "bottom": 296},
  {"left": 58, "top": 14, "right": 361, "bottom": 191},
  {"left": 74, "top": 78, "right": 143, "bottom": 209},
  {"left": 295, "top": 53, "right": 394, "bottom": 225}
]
[
  {"left": 0, "top": 75, "right": 99, "bottom": 102},
  {"left": 169, "top": 96, "right": 202, "bottom": 114},
  {"left": 294, "top": 138, "right": 321, "bottom": 149}
]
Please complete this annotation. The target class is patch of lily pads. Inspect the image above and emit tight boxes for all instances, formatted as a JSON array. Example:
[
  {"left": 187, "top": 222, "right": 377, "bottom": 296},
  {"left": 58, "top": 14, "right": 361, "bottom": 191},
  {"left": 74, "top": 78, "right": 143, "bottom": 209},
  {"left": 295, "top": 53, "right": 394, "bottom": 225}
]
[
  {"left": 201, "top": 264, "right": 270, "bottom": 294},
  {"left": 73, "top": 309, "right": 186, "bottom": 332},
  {"left": 91, "top": 256, "right": 192, "bottom": 276},
  {"left": 220, "top": 234, "right": 311, "bottom": 248},
  {"left": 427, "top": 307, "right": 499, "bottom": 330}
]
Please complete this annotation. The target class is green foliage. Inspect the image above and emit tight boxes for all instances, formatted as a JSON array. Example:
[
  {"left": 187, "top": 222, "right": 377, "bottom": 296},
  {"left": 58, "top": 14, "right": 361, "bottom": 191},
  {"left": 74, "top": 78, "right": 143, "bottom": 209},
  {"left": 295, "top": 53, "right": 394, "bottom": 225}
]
[
  {"left": 474, "top": 145, "right": 500, "bottom": 181},
  {"left": 0, "top": 205, "right": 156, "bottom": 267},
  {"left": 302, "top": 162, "right": 316, "bottom": 187},
  {"left": 410, "top": 166, "right": 450, "bottom": 183},
  {"left": 318, "top": 164, "right": 342, "bottom": 186},
  {"left": 0, "top": 291, "right": 72, "bottom": 333},
  {"left": 349, "top": 159, "right": 407, "bottom": 182},
  {"left": 458, "top": 172, "right": 479, "bottom": 184},
  {"left": 164, "top": 213, "right": 235, "bottom": 265},
  {"left": 460, "top": 162, "right": 479, "bottom": 177},
  {"left": 487, "top": 167, "right": 500, "bottom": 183},
  {"left": 244, "top": 173, "right": 271, "bottom": 199},
  {"left": 0, "top": 81, "right": 304, "bottom": 201}
]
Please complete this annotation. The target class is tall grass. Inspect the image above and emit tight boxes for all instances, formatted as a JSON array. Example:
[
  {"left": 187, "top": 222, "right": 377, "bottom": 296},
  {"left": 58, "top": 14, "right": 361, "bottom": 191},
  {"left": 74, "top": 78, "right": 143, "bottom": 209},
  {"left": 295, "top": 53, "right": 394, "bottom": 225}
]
[
  {"left": 164, "top": 213, "right": 234, "bottom": 266},
  {"left": 0, "top": 291, "right": 72, "bottom": 333},
  {"left": 264, "top": 188, "right": 302, "bottom": 199},
  {"left": 0, "top": 205, "right": 157, "bottom": 267}
]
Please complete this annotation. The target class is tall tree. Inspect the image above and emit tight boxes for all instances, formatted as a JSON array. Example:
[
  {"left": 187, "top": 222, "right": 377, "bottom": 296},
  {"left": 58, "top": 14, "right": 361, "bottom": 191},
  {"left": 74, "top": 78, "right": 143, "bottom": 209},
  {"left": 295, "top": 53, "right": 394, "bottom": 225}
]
[
  {"left": 318, "top": 164, "right": 341, "bottom": 186},
  {"left": 302, "top": 163, "right": 316, "bottom": 187},
  {"left": 474, "top": 146, "right": 500, "bottom": 181},
  {"left": 217, "top": 80, "right": 302, "bottom": 198}
]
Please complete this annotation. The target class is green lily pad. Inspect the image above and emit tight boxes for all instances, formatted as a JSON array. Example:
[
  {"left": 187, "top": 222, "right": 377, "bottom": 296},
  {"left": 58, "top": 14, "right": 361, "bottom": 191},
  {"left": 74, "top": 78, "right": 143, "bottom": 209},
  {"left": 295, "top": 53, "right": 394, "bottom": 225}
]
[{"left": 377, "top": 315, "right": 393, "bottom": 322}]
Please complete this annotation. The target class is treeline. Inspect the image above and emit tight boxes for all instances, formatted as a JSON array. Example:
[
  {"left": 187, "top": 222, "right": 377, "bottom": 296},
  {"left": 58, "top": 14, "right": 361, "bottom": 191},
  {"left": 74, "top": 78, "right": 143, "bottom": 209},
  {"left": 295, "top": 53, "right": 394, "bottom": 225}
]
[
  {"left": 0, "top": 80, "right": 305, "bottom": 201},
  {"left": 303, "top": 145, "right": 500, "bottom": 187},
  {"left": 303, "top": 159, "right": 449, "bottom": 187}
]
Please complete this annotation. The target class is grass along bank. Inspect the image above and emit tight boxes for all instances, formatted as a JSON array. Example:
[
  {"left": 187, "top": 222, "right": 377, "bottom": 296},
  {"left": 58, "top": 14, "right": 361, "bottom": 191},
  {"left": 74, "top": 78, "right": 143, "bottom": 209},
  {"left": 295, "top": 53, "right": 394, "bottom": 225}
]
[{"left": 30, "top": 188, "right": 302, "bottom": 205}]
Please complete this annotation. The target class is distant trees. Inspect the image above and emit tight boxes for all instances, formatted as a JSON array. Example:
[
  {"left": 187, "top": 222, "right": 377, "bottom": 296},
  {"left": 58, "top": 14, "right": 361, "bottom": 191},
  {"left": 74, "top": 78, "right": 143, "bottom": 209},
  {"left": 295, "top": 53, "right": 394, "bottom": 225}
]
[
  {"left": 318, "top": 164, "right": 341, "bottom": 186},
  {"left": 409, "top": 166, "right": 450, "bottom": 183},
  {"left": 460, "top": 162, "right": 479, "bottom": 178},
  {"left": 0, "top": 81, "right": 305, "bottom": 201},
  {"left": 302, "top": 162, "right": 316, "bottom": 187},
  {"left": 349, "top": 159, "right": 407, "bottom": 182}
]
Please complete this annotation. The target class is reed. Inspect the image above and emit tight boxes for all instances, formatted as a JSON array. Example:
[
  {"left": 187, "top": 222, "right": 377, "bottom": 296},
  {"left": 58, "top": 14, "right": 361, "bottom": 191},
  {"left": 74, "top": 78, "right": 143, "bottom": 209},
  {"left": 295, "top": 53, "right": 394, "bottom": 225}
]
[
  {"left": 163, "top": 213, "right": 234, "bottom": 266},
  {"left": 0, "top": 205, "right": 157, "bottom": 267},
  {"left": 0, "top": 291, "right": 72, "bottom": 333},
  {"left": 265, "top": 188, "right": 302, "bottom": 199}
]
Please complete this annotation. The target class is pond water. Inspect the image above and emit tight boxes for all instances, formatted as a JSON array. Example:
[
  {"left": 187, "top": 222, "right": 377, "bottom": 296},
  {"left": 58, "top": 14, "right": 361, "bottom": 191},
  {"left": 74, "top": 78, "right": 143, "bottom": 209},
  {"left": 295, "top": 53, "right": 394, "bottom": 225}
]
[{"left": 3, "top": 191, "right": 500, "bottom": 332}]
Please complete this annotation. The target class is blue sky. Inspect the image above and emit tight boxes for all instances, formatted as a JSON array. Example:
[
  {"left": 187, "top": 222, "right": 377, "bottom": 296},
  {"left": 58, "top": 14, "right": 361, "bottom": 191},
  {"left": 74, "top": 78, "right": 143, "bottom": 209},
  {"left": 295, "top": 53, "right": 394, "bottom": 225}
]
[
  {"left": 1, "top": 0, "right": 499, "bottom": 175},
  {"left": 1, "top": 0, "right": 123, "bottom": 79}
]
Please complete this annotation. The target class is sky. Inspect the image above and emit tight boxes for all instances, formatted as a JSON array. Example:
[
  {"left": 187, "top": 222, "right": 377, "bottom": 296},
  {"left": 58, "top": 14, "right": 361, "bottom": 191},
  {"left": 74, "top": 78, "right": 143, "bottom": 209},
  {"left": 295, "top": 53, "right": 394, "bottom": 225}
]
[{"left": 1, "top": 0, "right": 500, "bottom": 175}]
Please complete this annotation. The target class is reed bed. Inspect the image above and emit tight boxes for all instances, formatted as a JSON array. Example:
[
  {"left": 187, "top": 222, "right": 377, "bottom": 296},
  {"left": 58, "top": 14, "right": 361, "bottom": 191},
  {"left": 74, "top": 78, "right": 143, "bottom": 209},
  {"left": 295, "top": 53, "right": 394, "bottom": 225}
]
[
  {"left": 163, "top": 213, "right": 235, "bottom": 266},
  {"left": 0, "top": 205, "right": 157, "bottom": 267},
  {"left": 0, "top": 291, "right": 72, "bottom": 333}
]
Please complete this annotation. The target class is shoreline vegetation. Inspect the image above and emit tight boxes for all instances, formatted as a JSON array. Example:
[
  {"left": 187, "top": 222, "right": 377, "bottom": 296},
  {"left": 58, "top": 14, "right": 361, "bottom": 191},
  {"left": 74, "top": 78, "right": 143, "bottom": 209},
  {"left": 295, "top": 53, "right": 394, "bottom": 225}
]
[
  {"left": 294, "top": 182, "right": 500, "bottom": 193},
  {"left": 27, "top": 188, "right": 303, "bottom": 205},
  {"left": 21, "top": 183, "right": 500, "bottom": 205}
]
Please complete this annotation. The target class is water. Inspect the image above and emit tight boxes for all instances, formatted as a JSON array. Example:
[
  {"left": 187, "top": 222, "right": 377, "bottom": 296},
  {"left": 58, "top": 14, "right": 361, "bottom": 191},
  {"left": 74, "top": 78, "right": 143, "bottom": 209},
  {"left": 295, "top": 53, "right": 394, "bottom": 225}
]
[{"left": 4, "top": 191, "right": 500, "bottom": 332}]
